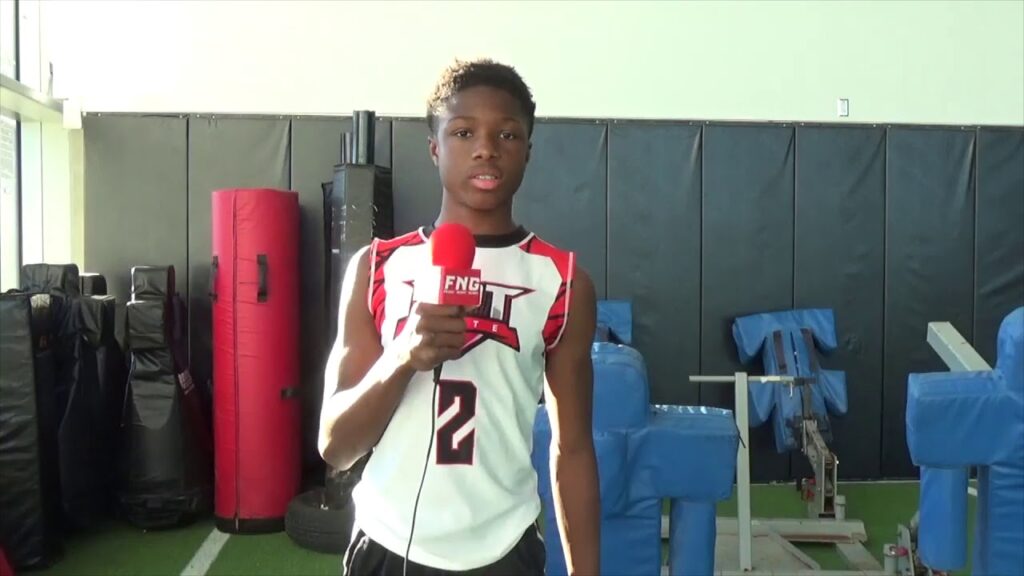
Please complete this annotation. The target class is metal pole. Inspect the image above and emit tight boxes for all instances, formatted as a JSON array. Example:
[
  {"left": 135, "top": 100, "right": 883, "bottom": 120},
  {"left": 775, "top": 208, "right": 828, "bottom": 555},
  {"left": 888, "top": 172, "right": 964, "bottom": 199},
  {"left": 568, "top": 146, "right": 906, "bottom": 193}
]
[
  {"left": 690, "top": 373, "right": 755, "bottom": 571},
  {"left": 735, "top": 371, "right": 753, "bottom": 571}
]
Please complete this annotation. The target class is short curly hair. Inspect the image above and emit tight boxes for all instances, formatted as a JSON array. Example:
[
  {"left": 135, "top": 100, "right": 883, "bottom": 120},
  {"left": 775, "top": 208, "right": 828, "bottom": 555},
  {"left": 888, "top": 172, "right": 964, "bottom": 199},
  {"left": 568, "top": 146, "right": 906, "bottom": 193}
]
[{"left": 426, "top": 59, "right": 536, "bottom": 137}]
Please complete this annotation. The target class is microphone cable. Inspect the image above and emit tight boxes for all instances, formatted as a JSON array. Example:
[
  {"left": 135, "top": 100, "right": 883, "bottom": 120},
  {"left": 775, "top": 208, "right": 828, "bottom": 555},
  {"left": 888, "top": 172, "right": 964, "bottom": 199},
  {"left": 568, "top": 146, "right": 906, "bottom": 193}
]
[{"left": 404, "top": 365, "right": 442, "bottom": 576}]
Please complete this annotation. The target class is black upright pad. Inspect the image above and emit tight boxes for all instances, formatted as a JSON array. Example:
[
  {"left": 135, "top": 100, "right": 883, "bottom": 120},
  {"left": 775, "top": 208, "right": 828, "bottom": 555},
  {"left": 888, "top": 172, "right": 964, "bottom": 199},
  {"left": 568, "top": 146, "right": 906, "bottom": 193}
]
[
  {"left": 126, "top": 301, "right": 169, "bottom": 351},
  {"left": 21, "top": 263, "right": 81, "bottom": 298},
  {"left": 0, "top": 294, "right": 61, "bottom": 570},
  {"left": 78, "top": 295, "right": 125, "bottom": 508},
  {"left": 131, "top": 266, "right": 175, "bottom": 301},
  {"left": 79, "top": 273, "right": 108, "bottom": 296}
]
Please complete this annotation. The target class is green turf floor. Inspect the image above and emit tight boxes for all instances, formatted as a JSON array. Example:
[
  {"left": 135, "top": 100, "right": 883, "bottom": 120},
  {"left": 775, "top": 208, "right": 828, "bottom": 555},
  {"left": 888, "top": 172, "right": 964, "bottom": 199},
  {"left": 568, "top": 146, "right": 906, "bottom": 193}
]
[{"left": 31, "top": 481, "right": 973, "bottom": 576}]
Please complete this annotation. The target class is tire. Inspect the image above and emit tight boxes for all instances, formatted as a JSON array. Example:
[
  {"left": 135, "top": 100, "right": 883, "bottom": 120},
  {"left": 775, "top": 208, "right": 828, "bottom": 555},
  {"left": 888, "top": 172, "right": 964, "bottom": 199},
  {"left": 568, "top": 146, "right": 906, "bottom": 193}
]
[{"left": 285, "top": 488, "right": 354, "bottom": 555}]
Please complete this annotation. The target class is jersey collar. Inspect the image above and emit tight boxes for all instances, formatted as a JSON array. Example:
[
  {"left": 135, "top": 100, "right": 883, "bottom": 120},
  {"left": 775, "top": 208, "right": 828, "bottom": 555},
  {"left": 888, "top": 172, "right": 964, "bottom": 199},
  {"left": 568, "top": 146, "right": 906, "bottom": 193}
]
[{"left": 421, "top": 225, "right": 531, "bottom": 248}]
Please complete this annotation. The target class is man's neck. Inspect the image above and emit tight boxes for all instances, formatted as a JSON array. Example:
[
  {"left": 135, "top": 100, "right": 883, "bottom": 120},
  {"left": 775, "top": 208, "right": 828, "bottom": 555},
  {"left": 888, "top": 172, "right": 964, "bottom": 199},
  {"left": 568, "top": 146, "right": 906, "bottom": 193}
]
[{"left": 435, "top": 203, "right": 519, "bottom": 237}]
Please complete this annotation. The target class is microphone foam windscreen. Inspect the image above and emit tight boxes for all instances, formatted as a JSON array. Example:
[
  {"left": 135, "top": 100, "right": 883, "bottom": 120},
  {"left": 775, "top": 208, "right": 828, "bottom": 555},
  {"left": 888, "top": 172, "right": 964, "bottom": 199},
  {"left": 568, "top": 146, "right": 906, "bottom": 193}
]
[{"left": 430, "top": 223, "right": 476, "bottom": 269}]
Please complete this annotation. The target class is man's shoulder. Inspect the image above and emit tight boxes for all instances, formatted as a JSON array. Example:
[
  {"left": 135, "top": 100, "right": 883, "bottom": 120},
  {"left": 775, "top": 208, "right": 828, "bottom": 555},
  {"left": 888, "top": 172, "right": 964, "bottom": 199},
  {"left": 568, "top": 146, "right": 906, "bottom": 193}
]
[
  {"left": 372, "top": 229, "right": 427, "bottom": 254},
  {"left": 519, "top": 233, "right": 574, "bottom": 280}
]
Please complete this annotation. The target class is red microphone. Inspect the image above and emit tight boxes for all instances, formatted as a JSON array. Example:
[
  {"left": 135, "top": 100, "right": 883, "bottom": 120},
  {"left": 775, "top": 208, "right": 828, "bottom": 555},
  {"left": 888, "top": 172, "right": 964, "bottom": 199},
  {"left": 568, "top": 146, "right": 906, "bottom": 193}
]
[{"left": 414, "top": 223, "right": 483, "bottom": 308}]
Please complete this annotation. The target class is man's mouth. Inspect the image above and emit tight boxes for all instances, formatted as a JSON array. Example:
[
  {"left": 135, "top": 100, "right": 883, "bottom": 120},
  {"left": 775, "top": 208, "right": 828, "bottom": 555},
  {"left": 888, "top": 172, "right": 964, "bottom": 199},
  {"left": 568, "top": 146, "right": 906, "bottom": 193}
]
[{"left": 470, "top": 173, "right": 502, "bottom": 191}]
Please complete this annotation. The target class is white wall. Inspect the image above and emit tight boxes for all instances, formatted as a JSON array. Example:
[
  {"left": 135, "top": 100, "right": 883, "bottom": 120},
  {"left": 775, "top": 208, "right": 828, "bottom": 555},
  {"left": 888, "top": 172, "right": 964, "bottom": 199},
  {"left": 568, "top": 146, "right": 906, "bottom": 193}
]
[{"left": 43, "top": 0, "right": 1024, "bottom": 126}]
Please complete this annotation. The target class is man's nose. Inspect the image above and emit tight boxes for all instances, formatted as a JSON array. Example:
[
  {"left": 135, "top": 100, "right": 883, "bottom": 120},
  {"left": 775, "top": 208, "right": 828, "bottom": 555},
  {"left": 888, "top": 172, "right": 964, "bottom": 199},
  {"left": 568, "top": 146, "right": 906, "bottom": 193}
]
[{"left": 472, "top": 134, "right": 501, "bottom": 159}]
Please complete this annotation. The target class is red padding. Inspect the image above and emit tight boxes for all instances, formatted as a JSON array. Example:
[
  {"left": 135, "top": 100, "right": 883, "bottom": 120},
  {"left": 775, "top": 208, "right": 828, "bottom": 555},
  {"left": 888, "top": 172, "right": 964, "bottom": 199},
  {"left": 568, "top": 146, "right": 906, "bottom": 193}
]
[{"left": 212, "top": 189, "right": 301, "bottom": 530}]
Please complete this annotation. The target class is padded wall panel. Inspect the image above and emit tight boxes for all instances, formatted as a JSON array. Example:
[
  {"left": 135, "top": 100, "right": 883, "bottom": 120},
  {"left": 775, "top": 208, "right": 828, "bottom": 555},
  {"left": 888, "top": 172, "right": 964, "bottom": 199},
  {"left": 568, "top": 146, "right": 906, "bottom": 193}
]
[
  {"left": 975, "top": 129, "right": 1024, "bottom": 364},
  {"left": 83, "top": 115, "right": 187, "bottom": 345},
  {"left": 391, "top": 120, "right": 438, "bottom": 235},
  {"left": 701, "top": 125, "right": 794, "bottom": 482},
  {"left": 884, "top": 128, "right": 976, "bottom": 478},
  {"left": 608, "top": 123, "right": 701, "bottom": 404},
  {"left": 290, "top": 117, "right": 350, "bottom": 467},
  {"left": 514, "top": 122, "right": 608, "bottom": 298},
  {"left": 374, "top": 118, "right": 392, "bottom": 169},
  {"left": 291, "top": 117, "right": 391, "bottom": 456},
  {"left": 794, "top": 126, "right": 885, "bottom": 480},
  {"left": 188, "top": 117, "right": 290, "bottom": 390}
]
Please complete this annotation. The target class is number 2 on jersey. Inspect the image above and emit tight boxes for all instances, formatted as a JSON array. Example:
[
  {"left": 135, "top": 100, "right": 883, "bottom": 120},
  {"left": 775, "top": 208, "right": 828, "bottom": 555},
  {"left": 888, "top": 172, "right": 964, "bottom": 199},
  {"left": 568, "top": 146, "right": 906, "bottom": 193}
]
[{"left": 436, "top": 379, "right": 477, "bottom": 465}]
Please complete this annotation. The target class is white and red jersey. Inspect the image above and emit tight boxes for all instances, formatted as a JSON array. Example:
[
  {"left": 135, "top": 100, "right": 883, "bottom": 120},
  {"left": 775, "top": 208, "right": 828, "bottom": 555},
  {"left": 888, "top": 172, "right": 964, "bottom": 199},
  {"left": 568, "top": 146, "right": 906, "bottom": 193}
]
[{"left": 351, "top": 225, "right": 574, "bottom": 570}]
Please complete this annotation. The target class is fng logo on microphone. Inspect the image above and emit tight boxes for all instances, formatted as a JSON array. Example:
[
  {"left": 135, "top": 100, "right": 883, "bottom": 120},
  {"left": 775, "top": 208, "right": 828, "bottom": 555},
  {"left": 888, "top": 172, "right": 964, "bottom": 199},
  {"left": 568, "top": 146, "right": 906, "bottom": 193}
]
[{"left": 444, "top": 274, "right": 481, "bottom": 294}]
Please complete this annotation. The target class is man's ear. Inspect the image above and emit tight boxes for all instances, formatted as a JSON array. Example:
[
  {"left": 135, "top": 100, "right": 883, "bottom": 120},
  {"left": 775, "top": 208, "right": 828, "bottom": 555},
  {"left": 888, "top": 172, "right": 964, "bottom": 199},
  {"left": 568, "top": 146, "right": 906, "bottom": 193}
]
[{"left": 428, "top": 135, "right": 439, "bottom": 167}]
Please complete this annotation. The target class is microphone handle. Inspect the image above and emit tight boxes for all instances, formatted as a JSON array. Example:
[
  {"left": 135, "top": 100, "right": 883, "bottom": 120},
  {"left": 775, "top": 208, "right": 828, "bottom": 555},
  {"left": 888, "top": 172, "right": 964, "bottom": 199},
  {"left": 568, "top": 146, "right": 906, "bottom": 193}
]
[{"left": 433, "top": 364, "right": 443, "bottom": 384}]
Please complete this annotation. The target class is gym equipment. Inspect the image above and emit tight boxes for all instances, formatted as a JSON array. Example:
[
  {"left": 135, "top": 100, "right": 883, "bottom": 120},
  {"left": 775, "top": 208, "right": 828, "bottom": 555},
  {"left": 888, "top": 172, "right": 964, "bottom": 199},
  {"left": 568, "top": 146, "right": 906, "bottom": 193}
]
[
  {"left": 731, "top": 309, "right": 849, "bottom": 518},
  {"left": 534, "top": 302, "right": 738, "bottom": 575},
  {"left": 595, "top": 299, "right": 633, "bottom": 344},
  {"left": 79, "top": 273, "right": 107, "bottom": 296},
  {"left": 0, "top": 293, "right": 62, "bottom": 570},
  {"left": 120, "top": 265, "right": 212, "bottom": 529},
  {"left": 904, "top": 307, "right": 1023, "bottom": 576},
  {"left": 77, "top": 289, "right": 126, "bottom": 518},
  {"left": 212, "top": 188, "right": 301, "bottom": 533},
  {"left": 690, "top": 308, "right": 884, "bottom": 574},
  {"left": 284, "top": 461, "right": 361, "bottom": 555},
  {"left": 23, "top": 264, "right": 114, "bottom": 530},
  {"left": 322, "top": 152, "right": 394, "bottom": 345}
]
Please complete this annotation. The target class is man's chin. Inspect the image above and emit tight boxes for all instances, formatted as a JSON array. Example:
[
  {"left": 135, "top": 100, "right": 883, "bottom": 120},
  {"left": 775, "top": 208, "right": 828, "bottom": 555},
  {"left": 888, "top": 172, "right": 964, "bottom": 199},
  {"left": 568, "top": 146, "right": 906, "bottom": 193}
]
[{"left": 458, "top": 189, "right": 514, "bottom": 212}]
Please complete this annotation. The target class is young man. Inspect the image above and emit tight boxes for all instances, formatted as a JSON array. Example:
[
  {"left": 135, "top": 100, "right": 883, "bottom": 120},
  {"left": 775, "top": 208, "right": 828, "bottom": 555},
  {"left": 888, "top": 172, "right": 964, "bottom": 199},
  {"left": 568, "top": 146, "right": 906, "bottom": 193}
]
[{"left": 319, "top": 59, "right": 600, "bottom": 575}]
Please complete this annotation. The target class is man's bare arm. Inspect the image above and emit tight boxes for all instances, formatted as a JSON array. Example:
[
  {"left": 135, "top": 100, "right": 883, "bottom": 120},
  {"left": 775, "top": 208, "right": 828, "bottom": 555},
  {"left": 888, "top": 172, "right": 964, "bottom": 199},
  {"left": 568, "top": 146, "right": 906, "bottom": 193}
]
[
  {"left": 545, "top": 267, "right": 600, "bottom": 575},
  {"left": 319, "top": 247, "right": 465, "bottom": 471}
]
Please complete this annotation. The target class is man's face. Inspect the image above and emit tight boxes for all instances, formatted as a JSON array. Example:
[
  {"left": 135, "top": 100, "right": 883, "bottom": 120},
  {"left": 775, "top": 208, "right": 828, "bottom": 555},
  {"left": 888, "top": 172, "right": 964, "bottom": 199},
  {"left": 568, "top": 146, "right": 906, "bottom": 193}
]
[{"left": 429, "top": 85, "right": 531, "bottom": 213}]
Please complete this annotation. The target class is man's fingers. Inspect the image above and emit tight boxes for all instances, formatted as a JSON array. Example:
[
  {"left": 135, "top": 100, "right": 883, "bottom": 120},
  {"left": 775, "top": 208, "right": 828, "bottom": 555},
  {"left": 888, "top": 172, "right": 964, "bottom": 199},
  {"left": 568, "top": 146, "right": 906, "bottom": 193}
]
[
  {"left": 417, "top": 315, "right": 466, "bottom": 335},
  {"left": 415, "top": 302, "right": 463, "bottom": 318},
  {"left": 433, "top": 333, "right": 465, "bottom": 349}
]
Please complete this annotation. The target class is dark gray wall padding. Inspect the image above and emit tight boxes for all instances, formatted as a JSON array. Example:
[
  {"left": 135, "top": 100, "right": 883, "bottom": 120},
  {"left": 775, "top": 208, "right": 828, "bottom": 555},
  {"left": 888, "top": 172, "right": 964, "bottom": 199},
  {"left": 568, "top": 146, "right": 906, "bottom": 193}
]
[
  {"left": 83, "top": 115, "right": 188, "bottom": 345},
  {"left": 700, "top": 124, "right": 795, "bottom": 483},
  {"left": 793, "top": 126, "right": 886, "bottom": 480},
  {"left": 514, "top": 122, "right": 608, "bottom": 299},
  {"left": 883, "top": 127, "right": 976, "bottom": 478},
  {"left": 391, "top": 119, "right": 439, "bottom": 236},
  {"left": 974, "top": 129, "right": 1024, "bottom": 365},
  {"left": 82, "top": 114, "right": 1024, "bottom": 482},
  {"left": 186, "top": 117, "right": 291, "bottom": 390},
  {"left": 607, "top": 123, "right": 702, "bottom": 406}
]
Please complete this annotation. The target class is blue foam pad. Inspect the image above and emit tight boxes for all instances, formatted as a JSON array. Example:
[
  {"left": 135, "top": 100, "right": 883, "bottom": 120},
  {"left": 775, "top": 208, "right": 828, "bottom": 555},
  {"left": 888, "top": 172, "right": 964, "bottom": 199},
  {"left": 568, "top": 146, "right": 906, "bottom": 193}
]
[
  {"left": 974, "top": 461, "right": 1024, "bottom": 576},
  {"left": 732, "top": 308, "right": 847, "bottom": 453},
  {"left": 592, "top": 343, "right": 649, "bottom": 430},
  {"left": 907, "top": 307, "right": 1023, "bottom": 576},
  {"left": 668, "top": 500, "right": 716, "bottom": 576},
  {"left": 596, "top": 299, "right": 633, "bottom": 345},
  {"left": 532, "top": 406, "right": 629, "bottom": 516},
  {"left": 542, "top": 499, "right": 662, "bottom": 576},
  {"left": 732, "top": 308, "right": 837, "bottom": 363},
  {"left": 918, "top": 468, "right": 968, "bottom": 570},
  {"left": 820, "top": 369, "right": 848, "bottom": 415},
  {"left": 907, "top": 371, "right": 1022, "bottom": 467},
  {"left": 627, "top": 405, "right": 737, "bottom": 503}
]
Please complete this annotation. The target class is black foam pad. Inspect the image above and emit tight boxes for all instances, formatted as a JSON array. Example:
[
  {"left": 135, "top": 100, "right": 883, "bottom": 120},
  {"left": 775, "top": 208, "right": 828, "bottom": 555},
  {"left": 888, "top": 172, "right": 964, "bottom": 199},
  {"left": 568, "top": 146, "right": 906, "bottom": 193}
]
[
  {"left": 21, "top": 263, "right": 81, "bottom": 298},
  {"left": 131, "top": 266, "right": 175, "bottom": 301},
  {"left": 80, "top": 274, "right": 108, "bottom": 297}
]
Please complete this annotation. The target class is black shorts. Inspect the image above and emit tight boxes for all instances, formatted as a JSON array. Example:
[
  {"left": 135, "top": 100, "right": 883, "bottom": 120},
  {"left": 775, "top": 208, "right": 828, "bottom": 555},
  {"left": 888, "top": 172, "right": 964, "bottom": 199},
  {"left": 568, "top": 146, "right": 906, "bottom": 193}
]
[{"left": 342, "top": 525, "right": 546, "bottom": 575}]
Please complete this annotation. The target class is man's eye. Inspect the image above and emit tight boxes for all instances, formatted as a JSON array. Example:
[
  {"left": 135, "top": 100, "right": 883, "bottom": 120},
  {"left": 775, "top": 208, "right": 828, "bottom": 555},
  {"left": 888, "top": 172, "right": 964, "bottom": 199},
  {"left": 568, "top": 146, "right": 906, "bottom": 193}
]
[
  {"left": 500, "top": 131, "right": 517, "bottom": 140},
  {"left": 452, "top": 129, "right": 471, "bottom": 138}
]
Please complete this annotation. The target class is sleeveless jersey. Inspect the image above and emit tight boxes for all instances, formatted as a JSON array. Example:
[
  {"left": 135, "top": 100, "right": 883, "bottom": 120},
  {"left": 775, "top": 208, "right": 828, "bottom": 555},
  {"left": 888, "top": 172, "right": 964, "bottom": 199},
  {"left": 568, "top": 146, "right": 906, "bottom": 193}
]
[{"left": 351, "top": 226, "right": 574, "bottom": 570}]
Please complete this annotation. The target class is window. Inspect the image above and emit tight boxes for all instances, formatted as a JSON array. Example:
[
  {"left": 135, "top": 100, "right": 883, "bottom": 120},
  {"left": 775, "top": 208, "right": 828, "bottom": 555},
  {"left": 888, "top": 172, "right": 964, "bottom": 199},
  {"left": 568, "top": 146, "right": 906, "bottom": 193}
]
[
  {"left": 0, "top": 112, "right": 18, "bottom": 291},
  {"left": 0, "top": 0, "right": 15, "bottom": 79}
]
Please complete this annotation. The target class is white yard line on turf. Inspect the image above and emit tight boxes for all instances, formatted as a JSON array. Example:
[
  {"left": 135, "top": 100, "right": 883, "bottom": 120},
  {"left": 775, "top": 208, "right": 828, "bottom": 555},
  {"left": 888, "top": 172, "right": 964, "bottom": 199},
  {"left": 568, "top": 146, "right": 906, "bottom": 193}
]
[{"left": 181, "top": 528, "right": 230, "bottom": 576}]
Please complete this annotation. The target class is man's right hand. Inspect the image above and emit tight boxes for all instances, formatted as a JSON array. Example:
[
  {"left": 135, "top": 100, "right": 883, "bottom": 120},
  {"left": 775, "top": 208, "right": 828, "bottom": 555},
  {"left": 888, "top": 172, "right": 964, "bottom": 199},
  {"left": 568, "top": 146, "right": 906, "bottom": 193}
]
[{"left": 398, "top": 302, "right": 467, "bottom": 372}]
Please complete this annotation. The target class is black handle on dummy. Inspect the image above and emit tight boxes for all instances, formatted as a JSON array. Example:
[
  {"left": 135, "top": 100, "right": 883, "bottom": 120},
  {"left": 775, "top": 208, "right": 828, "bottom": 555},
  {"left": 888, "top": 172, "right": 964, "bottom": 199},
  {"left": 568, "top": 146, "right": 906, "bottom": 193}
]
[
  {"left": 257, "top": 254, "right": 267, "bottom": 302},
  {"left": 209, "top": 256, "right": 218, "bottom": 301}
]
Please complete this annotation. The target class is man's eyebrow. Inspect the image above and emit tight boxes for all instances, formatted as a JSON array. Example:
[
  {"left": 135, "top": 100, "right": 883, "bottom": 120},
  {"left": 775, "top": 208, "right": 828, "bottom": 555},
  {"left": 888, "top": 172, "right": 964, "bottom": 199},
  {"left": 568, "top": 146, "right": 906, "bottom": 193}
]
[{"left": 447, "top": 115, "right": 523, "bottom": 124}]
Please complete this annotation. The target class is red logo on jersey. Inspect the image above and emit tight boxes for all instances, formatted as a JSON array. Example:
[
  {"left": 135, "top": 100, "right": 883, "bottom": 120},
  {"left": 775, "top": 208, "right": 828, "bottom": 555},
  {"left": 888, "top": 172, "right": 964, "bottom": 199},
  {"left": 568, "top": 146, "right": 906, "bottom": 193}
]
[{"left": 395, "top": 280, "right": 533, "bottom": 355}]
